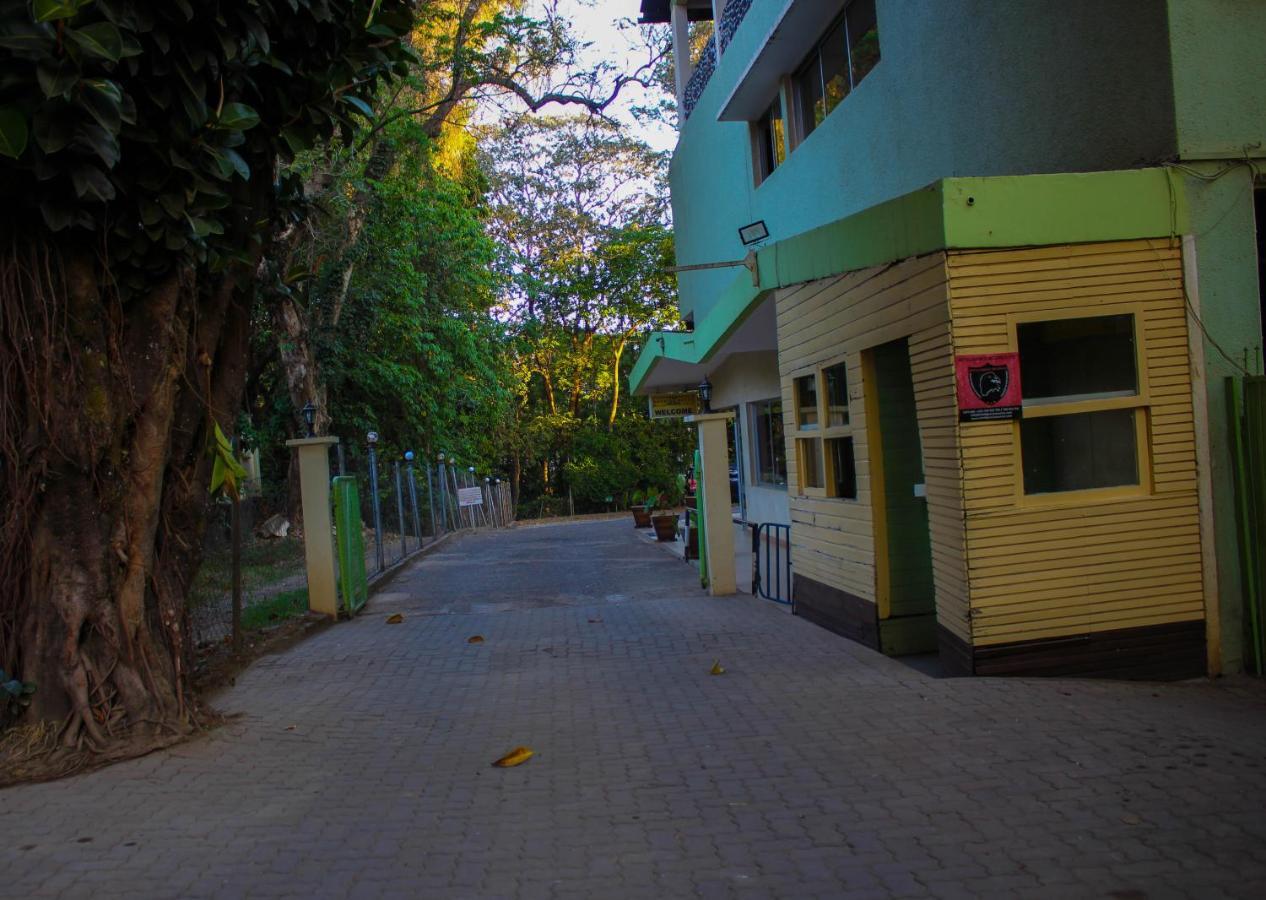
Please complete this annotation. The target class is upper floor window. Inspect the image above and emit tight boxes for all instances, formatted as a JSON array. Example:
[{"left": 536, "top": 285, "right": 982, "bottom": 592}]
[
  {"left": 793, "top": 0, "right": 880, "bottom": 143},
  {"left": 753, "top": 96, "right": 787, "bottom": 184}
]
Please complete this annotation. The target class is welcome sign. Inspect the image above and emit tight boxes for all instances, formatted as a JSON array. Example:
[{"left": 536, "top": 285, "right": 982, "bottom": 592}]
[
  {"left": 649, "top": 391, "right": 701, "bottom": 420},
  {"left": 955, "top": 353, "right": 1022, "bottom": 422}
]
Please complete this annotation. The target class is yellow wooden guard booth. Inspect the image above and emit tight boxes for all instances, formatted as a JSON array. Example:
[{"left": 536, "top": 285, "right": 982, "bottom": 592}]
[{"left": 778, "top": 238, "right": 1209, "bottom": 678}]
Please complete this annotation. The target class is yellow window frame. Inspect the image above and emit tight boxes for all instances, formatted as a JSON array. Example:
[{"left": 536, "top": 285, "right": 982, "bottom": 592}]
[
  {"left": 1005, "top": 303, "right": 1153, "bottom": 508},
  {"left": 790, "top": 356, "right": 857, "bottom": 500}
]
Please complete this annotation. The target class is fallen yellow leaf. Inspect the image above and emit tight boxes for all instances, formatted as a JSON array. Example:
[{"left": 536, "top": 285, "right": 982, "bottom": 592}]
[
  {"left": 386, "top": 613, "right": 404, "bottom": 624},
  {"left": 492, "top": 746, "right": 534, "bottom": 768},
  {"left": 710, "top": 660, "right": 726, "bottom": 676},
  {"left": 467, "top": 635, "right": 485, "bottom": 644}
]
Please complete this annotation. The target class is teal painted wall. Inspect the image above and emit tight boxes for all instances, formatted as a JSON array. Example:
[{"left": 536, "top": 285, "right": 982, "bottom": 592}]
[
  {"left": 1167, "top": 0, "right": 1266, "bottom": 159},
  {"left": 1166, "top": 0, "right": 1266, "bottom": 673},
  {"left": 1182, "top": 166, "right": 1263, "bottom": 674},
  {"left": 670, "top": 0, "right": 1176, "bottom": 324}
]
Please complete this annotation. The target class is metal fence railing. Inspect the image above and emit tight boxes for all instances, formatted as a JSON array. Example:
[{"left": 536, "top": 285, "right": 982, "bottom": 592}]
[
  {"left": 752, "top": 522, "right": 793, "bottom": 606},
  {"left": 188, "top": 434, "right": 517, "bottom": 651}
]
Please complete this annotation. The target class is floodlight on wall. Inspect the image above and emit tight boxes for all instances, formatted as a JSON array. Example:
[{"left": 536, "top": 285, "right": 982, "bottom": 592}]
[{"left": 738, "top": 220, "right": 769, "bottom": 246}]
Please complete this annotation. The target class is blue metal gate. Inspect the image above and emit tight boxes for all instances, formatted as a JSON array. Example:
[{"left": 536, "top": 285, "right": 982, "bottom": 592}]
[{"left": 752, "top": 523, "right": 792, "bottom": 606}]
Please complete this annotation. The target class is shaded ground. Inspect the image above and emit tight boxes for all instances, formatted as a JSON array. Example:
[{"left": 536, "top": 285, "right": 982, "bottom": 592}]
[{"left": 2, "top": 518, "right": 1265, "bottom": 899}]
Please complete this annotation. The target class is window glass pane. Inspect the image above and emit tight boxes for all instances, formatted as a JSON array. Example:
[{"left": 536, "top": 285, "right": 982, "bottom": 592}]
[
  {"left": 823, "top": 362, "right": 849, "bottom": 426},
  {"left": 827, "top": 437, "right": 857, "bottom": 499},
  {"left": 799, "top": 438, "right": 824, "bottom": 489},
  {"left": 794, "top": 55, "right": 824, "bottom": 139},
  {"left": 769, "top": 102, "right": 786, "bottom": 168},
  {"left": 1020, "top": 409, "right": 1139, "bottom": 494},
  {"left": 795, "top": 374, "right": 818, "bottom": 429},
  {"left": 755, "top": 99, "right": 785, "bottom": 181},
  {"left": 846, "top": 0, "right": 880, "bottom": 87},
  {"left": 820, "top": 17, "right": 849, "bottom": 118},
  {"left": 1018, "top": 314, "right": 1138, "bottom": 403},
  {"left": 754, "top": 399, "right": 787, "bottom": 486}
]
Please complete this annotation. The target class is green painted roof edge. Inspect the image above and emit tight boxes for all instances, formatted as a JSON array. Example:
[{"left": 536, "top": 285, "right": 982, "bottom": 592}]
[{"left": 632, "top": 167, "right": 1187, "bottom": 395}]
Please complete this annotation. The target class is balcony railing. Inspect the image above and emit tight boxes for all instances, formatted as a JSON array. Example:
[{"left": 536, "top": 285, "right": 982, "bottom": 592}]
[
  {"left": 681, "top": 0, "right": 754, "bottom": 121},
  {"left": 718, "top": 0, "right": 753, "bottom": 52},
  {"left": 682, "top": 39, "right": 715, "bottom": 119}
]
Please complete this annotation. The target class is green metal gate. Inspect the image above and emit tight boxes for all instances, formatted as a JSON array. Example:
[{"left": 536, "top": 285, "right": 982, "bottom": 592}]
[
  {"left": 333, "top": 475, "right": 368, "bottom": 615},
  {"left": 1228, "top": 376, "right": 1266, "bottom": 675}
]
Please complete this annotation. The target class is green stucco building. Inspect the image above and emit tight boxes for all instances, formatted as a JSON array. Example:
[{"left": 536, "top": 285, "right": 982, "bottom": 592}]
[{"left": 634, "top": 0, "right": 1265, "bottom": 677}]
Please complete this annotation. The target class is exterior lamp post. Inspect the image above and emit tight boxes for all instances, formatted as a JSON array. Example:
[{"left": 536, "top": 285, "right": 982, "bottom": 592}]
[
  {"left": 438, "top": 452, "right": 449, "bottom": 532},
  {"left": 302, "top": 400, "right": 317, "bottom": 438},
  {"left": 404, "top": 450, "right": 420, "bottom": 552},
  {"left": 698, "top": 377, "right": 713, "bottom": 414},
  {"left": 367, "top": 431, "right": 384, "bottom": 572}
]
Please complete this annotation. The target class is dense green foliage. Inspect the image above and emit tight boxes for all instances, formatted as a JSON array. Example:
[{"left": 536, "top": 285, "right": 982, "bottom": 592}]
[
  {"left": 485, "top": 117, "right": 693, "bottom": 516},
  {"left": 0, "top": 0, "right": 415, "bottom": 287},
  {"left": 245, "top": 116, "right": 514, "bottom": 489}
]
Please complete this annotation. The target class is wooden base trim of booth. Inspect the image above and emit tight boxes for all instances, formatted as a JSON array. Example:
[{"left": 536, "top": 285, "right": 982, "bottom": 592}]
[
  {"left": 793, "top": 575, "right": 879, "bottom": 650},
  {"left": 972, "top": 620, "right": 1206, "bottom": 680},
  {"left": 937, "top": 626, "right": 975, "bottom": 676}
]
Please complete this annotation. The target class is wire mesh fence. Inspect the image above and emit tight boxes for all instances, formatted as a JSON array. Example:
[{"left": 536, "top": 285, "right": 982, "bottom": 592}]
[
  {"left": 188, "top": 496, "right": 309, "bottom": 650},
  {"left": 187, "top": 436, "right": 515, "bottom": 650}
]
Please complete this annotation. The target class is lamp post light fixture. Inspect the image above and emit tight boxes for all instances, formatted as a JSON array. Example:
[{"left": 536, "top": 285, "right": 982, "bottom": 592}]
[
  {"left": 302, "top": 400, "right": 317, "bottom": 438},
  {"left": 404, "top": 450, "right": 414, "bottom": 462},
  {"left": 367, "top": 430, "right": 378, "bottom": 445},
  {"left": 698, "top": 377, "right": 713, "bottom": 414}
]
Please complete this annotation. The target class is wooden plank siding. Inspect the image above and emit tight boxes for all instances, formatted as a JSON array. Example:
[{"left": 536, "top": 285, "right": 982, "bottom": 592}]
[
  {"left": 775, "top": 253, "right": 973, "bottom": 645},
  {"left": 946, "top": 239, "right": 1205, "bottom": 647}
]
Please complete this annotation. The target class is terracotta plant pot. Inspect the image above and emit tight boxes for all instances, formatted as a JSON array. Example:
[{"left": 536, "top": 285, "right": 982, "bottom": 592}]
[
  {"left": 631, "top": 506, "right": 652, "bottom": 528},
  {"left": 651, "top": 513, "right": 679, "bottom": 542}
]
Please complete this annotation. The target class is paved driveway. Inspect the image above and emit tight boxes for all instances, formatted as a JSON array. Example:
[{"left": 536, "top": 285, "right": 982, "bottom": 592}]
[{"left": 2, "top": 518, "right": 1265, "bottom": 899}]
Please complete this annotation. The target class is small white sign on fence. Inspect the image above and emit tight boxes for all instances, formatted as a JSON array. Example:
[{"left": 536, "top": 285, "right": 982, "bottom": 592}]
[{"left": 458, "top": 486, "right": 484, "bottom": 507}]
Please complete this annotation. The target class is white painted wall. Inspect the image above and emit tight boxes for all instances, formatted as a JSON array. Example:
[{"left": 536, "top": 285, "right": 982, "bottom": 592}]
[{"left": 708, "top": 350, "right": 789, "bottom": 525}]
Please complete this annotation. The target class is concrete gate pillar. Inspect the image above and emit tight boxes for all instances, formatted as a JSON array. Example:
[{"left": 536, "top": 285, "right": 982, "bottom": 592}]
[
  {"left": 285, "top": 436, "right": 340, "bottom": 618},
  {"left": 688, "top": 411, "right": 736, "bottom": 596}
]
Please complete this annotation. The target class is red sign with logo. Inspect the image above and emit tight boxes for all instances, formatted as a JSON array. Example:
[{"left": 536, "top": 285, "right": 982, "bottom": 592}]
[{"left": 955, "top": 353, "right": 1022, "bottom": 422}]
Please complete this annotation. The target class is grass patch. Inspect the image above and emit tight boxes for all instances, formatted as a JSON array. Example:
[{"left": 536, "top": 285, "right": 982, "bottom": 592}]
[
  {"left": 190, "top": 536, "right": 307, "bottom": 609},
  {"left": 241, "top": 588, "right": 310, "bottom": 631}
]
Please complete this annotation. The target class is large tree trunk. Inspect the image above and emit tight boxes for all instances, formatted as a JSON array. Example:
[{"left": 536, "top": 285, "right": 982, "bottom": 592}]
[{"left": 0, "top": 239, "right": 253, "bottom": 750}]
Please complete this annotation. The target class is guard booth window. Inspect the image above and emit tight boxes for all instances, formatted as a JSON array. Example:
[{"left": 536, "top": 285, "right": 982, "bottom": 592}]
[
  {"left": 1017, "top": 312, "right": 1148, "bottom": 496},
  {"left": 792, "top": 361, "right": 857, "bottom": 499}
]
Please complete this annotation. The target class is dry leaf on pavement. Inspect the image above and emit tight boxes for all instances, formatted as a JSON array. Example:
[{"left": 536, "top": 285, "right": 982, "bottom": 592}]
[
  {"left": 467, "top": 635, "right": 485, "bottom": 644},
  {"left": 710, "top": 660, "right": 726, "bottom": 675},
  {"left": 386, "top": 613, "right": 404, "bottom": 624},
  {"left": 492, "top": 746, "right": 534, "bottom": 768}
]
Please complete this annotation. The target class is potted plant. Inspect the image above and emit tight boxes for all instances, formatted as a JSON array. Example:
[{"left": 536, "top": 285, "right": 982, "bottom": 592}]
[
  {"left": 629, "top": 488, "right": 652, "bottom": 528},
  {"left": 651, "top": 482, "right": 683, "bottom": 542}
]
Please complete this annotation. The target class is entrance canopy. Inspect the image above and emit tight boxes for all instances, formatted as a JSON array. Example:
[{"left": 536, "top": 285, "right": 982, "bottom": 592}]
[{"left": 635, "top": 295, "right": 776, "bottom": 394}]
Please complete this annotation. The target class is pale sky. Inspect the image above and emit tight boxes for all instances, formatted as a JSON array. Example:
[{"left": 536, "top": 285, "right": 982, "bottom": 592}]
[{"left": 524, "top": 0, "right": 678, "bottom": 154}]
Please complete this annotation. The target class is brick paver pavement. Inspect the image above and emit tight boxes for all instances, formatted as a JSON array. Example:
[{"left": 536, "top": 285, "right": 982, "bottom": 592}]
[{"left": 2, "top": 518, "right": 1265, "bottom": 899}]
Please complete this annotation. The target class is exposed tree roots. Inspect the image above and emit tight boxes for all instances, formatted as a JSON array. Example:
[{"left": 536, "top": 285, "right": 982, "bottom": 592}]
[{"left": 0, "top": 237, "right": 255, "bottom": 757}]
